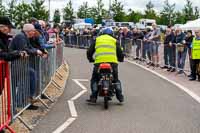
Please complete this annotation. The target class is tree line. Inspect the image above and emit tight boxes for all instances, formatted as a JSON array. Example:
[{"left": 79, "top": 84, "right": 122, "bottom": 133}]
[
  {"left": 62, "top": 0, "right": 200, "bottom": 25},
  {"left": 0, "top": 0, "right": 200, "bottom": 27}
]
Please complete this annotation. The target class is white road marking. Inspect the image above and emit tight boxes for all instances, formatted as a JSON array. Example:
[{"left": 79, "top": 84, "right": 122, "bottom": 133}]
[
  {"left": 68, "top": 100, "right": 78, "bottom": 117},
  {"left": 71, "top": 90, "right": 87, "bottom": 101},
  {"left": 52, "top": 118, "right": 76, "bottom": 133},
  {"left": 126, "top": 60, "right": 200, "bottom": 104},
  {"left": 72, "top": 79, "right": 88, "bottom": 91},
  {"left": 52, "top": 79, "right": 88, "bottom": 133}
]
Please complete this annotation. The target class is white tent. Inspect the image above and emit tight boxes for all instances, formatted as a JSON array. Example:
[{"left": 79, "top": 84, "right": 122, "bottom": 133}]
[
  {"left": 73, "top": 23, "right": 92, "bottom": 29},
  {"left": 180, "top": 18, "right": 200, "bottom": 30}
]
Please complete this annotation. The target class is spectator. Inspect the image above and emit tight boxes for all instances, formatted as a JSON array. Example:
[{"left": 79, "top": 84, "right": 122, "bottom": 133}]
[
  {"left": 185, "top": 30, "right": 194, "bottom": 77},
  {"left": 0, "top": 16, "right": 26, "bottom": 61},
  {"left": 149, "top": 23, "right": 161, "bottom": 67},
  {"left": 162, "top": 28, "right": 175, "bottom": 70},
  {"left": 0, "top": 16, "right": 27, "bottom": 96},
  {"left": 10, "top": 24, "right": 43, "bottom": 56},
  {"left": 39, "top": 20, "right": 49, "bottom": 42},
  {"left": 189, "top": 30, "right": 200, "bottom": 81},
  {"left": 31, "top": 21, "right": 53, "bottom": 52},
  {"left": 174, "top": 28, "right": 186, "bottom": 74},
  {"left": 10, "top": 24, "right": 43, "bottom": 108},
  {"left": 48, "top": 24, "right": 62, "bottom": 45},
  {"left": 120, "top": 27, "right": 132, "bottom": 55},
  {"left": 143, "top": 28, "right": 152, "bottom": 62},
  {"left": 134, "top": 29, "right": 144, "bottom": 60}
]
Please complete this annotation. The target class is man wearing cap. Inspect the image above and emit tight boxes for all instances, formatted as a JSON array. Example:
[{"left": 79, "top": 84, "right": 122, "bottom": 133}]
[{"left": 0, "top": 16, "right": 26, "bottom": 61}]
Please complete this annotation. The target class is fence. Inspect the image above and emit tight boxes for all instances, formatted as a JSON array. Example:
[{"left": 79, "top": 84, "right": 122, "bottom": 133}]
[
  {"left": 0, "top": 42, "right": 65, "bottom": 132},
  {"left": 64, "top": 34, "right": 93, "bottom": 48},
  {"left": 121, "top": 38, "right": 192, "bottom": 74},
  {"left": 0, "top": 61, "right": 14, "bottom": 133}
]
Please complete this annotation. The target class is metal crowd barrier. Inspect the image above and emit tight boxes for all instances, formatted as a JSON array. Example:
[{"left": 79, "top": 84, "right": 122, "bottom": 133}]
[
  {"left": 0, "top": 43, "right": 65, "bottom": 131},
  {"left": 122, "top": 38, "right": 133, "bottom": 57},
  {"left": 77, "top": 35, "right": 92, "bottom": 48},
  {"left": 56, "top": 42, "right": 64, "bottom": 69},
  {"left": 64, "top": 34, "right": 93, "bottom": 48},
  {"left": 10, "top": 58, "right": 31, "bottom": 119},
  {"left": 0, "top": 61, "right": 14, "bottom": 133},
  {"left": 64, "top": 34, "right": 77, "bottom": 47},
  {"left": 124, "top": 38, "right": 191, "bottom": 74}
]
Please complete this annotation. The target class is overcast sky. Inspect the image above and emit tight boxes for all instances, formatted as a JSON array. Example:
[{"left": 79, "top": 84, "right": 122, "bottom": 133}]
[
  {"left": 43, "top": 0, "right": 200, "bottom": 11},
  {"left": 3, "top": 0, "right": 200, "bottom": 20}
]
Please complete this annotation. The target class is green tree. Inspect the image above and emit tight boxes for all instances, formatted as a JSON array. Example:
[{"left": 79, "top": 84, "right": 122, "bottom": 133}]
[
  {"left": 63, "top": 0, "right": 75, "bottom": 21},
  {"left": 77, "top": 2, "right": 90, "bottom": 18},
  {"left": 0, "top": 3, "right": 6, "bottom": 16},
  {"left": 7, "top": 0, "right": 17, "bottom": 20},
  {"left": 126, "top": 9, "right": 143, "bottom": 23},
  {"left": 95, "top": 0, "right": 104, "bottom": 23},
  {"left": 160, "top": 0, "right": 176, "bottom": 25},
  {"left": 111, "top": 0, "right": 126, "bottom": 22},
  {"left": 194, "top": 6, "right": 200, "bottom": 19},
  {"left": 86, "top": 0, "right": 106, "bottom": 24},
  {"left": 183, "top": 0, "right": 195, "bottom": 22},
  {"left": 12, "top": 2, "right": 32, "bottom": 28},
  {"left": 53, "top": 9, "right": 61, "bottom": 23},
  {"left": 174, "top": 11, "right": 185, "bottom": 24},
  {"left": 144, "top": 1, "right": 157, "bottom": 19},
  {"left": 30, "top": 0, "right": 48, "bottom": 21}
]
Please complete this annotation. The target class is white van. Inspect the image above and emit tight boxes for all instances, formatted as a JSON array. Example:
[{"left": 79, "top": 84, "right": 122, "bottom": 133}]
[{"left": 139, "top": 19, "right": 156, "bottom": 29}]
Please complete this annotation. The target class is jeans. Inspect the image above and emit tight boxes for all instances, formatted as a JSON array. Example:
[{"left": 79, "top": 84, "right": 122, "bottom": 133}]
[
  {"left": 177, "top": 48, "right": 187, "bottom": 70},
  {"left": 150, "top": 42, "right": 159, "bottom": 55},
  {"left": 90, "top": 63, "right": 123, "bottom": 101},
  {"left": 136, "top": 40, "right": 142, "bottom": 58},
  {"left": 29, "top": 67, "right": 37, "bottom": 98},
  {"left": 142, "top": 42, "right": 151, "bottom": 60}
]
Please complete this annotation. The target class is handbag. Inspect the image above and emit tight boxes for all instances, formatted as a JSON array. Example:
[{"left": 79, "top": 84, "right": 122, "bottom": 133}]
[{"left": 177, "top": 43, "right": 185, "bottom": 52}]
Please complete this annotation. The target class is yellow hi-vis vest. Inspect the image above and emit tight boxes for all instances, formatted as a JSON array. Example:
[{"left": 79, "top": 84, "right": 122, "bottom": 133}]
[
  {"left": 192, "top": 38, "right": 200, "bottom": 59},
  {"left": 94, "top": 35, "right": 118, "bottom": 64}
]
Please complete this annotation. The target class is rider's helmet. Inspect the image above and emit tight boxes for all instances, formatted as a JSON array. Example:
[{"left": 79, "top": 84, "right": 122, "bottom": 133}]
[{"left": 102, "top": 27, "right": 113, "bottom": 36}]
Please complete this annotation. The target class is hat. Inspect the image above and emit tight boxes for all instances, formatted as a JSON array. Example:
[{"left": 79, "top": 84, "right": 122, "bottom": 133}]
[
  {"left": 23, "top": 24, "right": 35, "bottom": 31},
  {"left": 0, "top": 16, "right": 15, "bottom": 28},
  {"left": 34, "top": 23, "right": 42, "bottom": 30},
  {"left": 29, "top": 17, "right": 38, "bottom": 23},
  {"left": 102, "top": 27, "right": 113, "bottom": 35}
]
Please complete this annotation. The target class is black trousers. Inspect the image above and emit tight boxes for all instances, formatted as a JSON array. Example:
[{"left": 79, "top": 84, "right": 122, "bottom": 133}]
[
  {"left": 90, "top": 63, "right": 123, "bottom": 100},
  {"left": 191, "top": 59, "right": 200, "bottom": 79}
]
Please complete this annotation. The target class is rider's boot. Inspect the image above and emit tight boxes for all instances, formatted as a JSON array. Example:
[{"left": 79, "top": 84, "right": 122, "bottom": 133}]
[{"left": 86, "top": 81, "right": 98, "bottom": 103}]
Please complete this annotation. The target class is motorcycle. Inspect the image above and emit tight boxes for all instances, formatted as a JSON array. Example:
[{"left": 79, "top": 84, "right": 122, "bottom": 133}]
[{"left": 97, "top": 63, "right": 115, "bottom": 109}]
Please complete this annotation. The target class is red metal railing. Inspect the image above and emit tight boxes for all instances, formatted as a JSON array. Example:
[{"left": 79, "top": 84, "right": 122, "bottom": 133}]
[{"left": 0, "top": 60, "right": 15, "bottom": 133}]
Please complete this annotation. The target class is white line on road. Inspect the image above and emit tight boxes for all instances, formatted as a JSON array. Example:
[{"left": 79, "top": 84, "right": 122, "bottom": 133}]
[
  {"left": 68, "top": 100, "right": 78, "bottom": 117},
  {"left": 126, "top": 60, "right": 200, "bottom": 104},
  {"left": 52, "top": 118, "right": 76, "bottom": 133},
  {"left": 52, "top": 79, "right": 88, "bottom": 133},
  {"left": 72, "top": 79, "right": 88, "bottom": 91},
  {"left": 71, "top": 90, "right": 87, "bottom": 101}
]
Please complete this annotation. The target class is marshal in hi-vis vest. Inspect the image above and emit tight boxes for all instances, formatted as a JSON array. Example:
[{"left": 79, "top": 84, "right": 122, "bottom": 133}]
[
  {"left": 94, "top": 35, "right": 118, "bottom": 64},
  {"left": 192, "top": 38, "right": 200, "bottom": 59}
]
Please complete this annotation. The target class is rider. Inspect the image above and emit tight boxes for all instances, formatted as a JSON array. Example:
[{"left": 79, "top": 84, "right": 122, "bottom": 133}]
[{"left": 87, "top": 27, "right": 124, "bottom": 103}]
